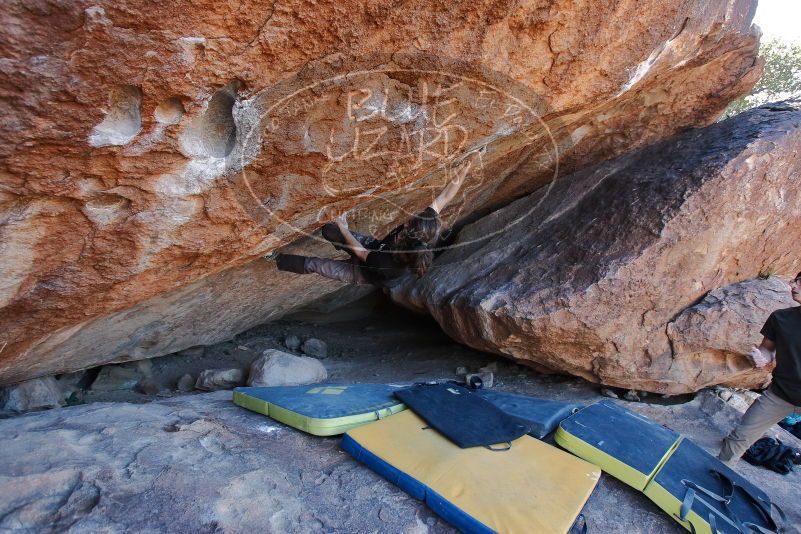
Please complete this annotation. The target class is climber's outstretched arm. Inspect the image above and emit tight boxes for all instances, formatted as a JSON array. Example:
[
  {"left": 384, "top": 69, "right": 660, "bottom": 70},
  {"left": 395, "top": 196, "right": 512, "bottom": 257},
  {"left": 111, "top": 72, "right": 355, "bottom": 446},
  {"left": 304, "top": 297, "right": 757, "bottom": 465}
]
[
  {"left": 430, "top": 154, "right": 476, "bottom": 213},
  {"left": 335, "top": 214, "right": 369, "bottom": 262}
]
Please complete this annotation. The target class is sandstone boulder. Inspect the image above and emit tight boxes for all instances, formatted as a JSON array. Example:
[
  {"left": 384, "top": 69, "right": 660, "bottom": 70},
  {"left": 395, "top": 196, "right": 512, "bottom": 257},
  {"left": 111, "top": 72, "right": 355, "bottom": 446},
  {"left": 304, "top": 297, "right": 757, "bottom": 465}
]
[
  {"left": 667, "top": 277, "right": 798, "bottom": 389},
  {"left": 389, "top": 103, "right": 801, "bottom": 394},
  {"left": 0, "top": 0, "right": 761, "bottom": 384},
  {"left": 247, "top": 350, "right": 327, "bottom": 387}
]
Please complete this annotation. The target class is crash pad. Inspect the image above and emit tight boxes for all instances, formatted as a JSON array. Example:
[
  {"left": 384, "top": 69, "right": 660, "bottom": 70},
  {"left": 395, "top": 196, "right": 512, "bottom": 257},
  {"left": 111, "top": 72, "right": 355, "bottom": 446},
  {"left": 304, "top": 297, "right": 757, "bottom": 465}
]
[
  {"left": 475, "top": 390, "right": 582, "bottom": 439},
  {"left": 555, "top": 401, "right": 784, "bottom": 534},
  {"left": 342, "top": 409, "right": 600, "bottom": 534},
  {"left": 645, "top": 439, "right": 785, "bottom": 534},
  {"left": 555, "top": 399, "right": 681, "bottom": 490},
  {"left": 232, "top": 384, "right": 406, "bottom": 436},
  {"left": 394, "top": 383, "right": 532, "bottom": 448}
]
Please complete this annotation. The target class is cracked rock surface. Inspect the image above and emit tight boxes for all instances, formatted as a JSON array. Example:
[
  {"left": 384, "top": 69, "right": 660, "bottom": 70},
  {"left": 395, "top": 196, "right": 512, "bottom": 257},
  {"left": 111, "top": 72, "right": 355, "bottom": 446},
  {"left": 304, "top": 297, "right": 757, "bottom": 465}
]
[
  {"left": 0, "top": 392, "right": 439, "bottom": 533},
  {"left": 1, "top": 388, "right": 799, "bottom": 532}
]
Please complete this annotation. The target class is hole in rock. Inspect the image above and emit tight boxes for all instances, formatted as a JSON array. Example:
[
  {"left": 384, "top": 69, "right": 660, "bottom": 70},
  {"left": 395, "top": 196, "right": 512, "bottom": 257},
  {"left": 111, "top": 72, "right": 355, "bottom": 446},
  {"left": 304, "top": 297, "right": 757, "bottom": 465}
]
[
  {"left": 183, "top": 80, "right": 242, "bottom": 158},
  {"left": 81, "top": 193, "right": 131, "bottom": 225},
  {"left": 89, "top": 85, "right": 143, "bottom": 147},
  {"left": 154, "top": 97, "right": 185, "bottom": 125}
]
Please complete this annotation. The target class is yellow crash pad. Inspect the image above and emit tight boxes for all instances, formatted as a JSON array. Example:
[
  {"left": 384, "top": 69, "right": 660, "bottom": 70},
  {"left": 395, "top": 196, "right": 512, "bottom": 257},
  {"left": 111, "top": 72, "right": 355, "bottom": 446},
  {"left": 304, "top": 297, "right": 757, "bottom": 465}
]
[{"left": 343, "top": 410, "right": 600, "bottom": 534}]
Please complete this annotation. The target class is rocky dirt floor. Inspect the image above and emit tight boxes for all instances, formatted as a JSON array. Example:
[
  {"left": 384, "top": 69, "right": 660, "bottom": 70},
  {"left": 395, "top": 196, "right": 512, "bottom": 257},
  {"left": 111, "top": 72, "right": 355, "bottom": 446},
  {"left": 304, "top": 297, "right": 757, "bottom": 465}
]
[{"left": 1, "top": 298, "right": 800, "bottom": 533}]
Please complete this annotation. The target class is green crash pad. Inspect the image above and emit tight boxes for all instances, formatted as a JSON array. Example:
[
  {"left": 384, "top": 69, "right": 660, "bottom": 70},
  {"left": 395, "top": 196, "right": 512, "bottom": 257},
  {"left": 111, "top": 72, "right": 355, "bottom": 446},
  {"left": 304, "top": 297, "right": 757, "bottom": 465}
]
[
  {"left": 233, "top": 384, "right": 406, "bottom": 436},
  {"left": 555, "top": 400, "right": 785, "bottom": 534}
]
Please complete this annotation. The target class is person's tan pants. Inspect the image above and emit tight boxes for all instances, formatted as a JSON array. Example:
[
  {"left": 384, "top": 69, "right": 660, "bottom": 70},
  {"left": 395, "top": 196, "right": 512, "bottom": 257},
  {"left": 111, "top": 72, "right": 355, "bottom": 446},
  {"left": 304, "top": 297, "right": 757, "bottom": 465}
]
[{"left": 718, "top": 387, "right": 801, "bottom": 465}]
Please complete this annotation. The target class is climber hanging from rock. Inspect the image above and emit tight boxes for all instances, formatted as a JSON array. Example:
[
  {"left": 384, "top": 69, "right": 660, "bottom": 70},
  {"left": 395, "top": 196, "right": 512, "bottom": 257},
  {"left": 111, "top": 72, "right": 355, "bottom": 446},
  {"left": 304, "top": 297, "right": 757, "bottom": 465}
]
[{"left": 272, "top": 152, "right": 478, "bottom": 289}]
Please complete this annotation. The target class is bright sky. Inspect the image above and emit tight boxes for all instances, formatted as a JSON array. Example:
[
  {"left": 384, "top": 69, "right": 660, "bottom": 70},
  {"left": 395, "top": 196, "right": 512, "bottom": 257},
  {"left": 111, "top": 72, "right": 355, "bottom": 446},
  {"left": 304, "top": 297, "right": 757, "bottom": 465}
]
[{"left": 753, "top": 0, "right": 801, "bottom": 43}]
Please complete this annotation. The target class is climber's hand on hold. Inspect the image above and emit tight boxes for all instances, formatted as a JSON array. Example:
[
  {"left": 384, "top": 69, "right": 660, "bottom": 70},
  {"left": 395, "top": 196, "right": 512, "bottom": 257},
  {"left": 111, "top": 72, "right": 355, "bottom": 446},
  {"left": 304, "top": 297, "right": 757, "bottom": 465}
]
[
  {"left": 431, "top": 151, "right": 482, "bottom": 213},
  {"left": 747, "top": 338, "right": 776, "bottom": 368},
  {"left": 453, "top": 150, "right": 482, "bottom": 185}
]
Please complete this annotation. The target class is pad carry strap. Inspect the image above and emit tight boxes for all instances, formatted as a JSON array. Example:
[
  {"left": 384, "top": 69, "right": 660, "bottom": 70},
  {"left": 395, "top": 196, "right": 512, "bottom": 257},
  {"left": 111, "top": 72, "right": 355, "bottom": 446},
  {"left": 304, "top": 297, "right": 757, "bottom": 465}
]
[
  {"left": 679, "top": 471, "right": 785, "bottom": 533},
  {"left": 676, "top": 487, "right": 720, "bottom": 534},
  {"left": 681, "top": 479, "right": 750, "bottom": 532},
  {"left": 710, "top": 470, "right": 786, "bottom": 533},
  {"left": 682, "top": 480, "right": 730, "bottom": 506},
  {"left": 485, "top": 441, "right": 512, "bottom": 451},
  {"left": 679, "top": 487, "right": 697, "bottom": 520},
  {"left": 681, "top": 477, "right": 742, "bottom": 530},
  {"left": 569, "top": 513, "right": 588, "bottom": 534}
]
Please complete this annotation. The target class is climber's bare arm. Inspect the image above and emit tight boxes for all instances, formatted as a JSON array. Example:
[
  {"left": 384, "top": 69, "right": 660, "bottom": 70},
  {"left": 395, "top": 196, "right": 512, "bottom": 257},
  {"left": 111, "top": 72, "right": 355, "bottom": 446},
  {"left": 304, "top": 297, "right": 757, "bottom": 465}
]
[
  {"left": 430, "top": 154, "right": 476, "bottom": 213},
  {"left": 335, "top": 215, "right": 369, "bottom": 262}
]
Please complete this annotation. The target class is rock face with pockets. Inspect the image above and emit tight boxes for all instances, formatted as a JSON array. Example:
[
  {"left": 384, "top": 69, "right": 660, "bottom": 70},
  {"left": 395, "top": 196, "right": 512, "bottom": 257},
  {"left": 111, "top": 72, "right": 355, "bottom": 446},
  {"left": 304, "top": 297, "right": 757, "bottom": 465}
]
[
  {"left": 389, "top": 104, "right": 801, "bottom": 394},
  {"left": 0, "top": 0, "right": 761, "bottom": 384}
]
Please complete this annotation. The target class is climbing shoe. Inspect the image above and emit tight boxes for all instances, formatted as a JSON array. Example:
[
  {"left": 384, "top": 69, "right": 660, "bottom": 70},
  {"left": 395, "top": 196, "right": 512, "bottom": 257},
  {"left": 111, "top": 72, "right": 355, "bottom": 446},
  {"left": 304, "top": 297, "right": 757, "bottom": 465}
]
[{"left": 275, "top": 253, "right": 308, "bottom": 274}]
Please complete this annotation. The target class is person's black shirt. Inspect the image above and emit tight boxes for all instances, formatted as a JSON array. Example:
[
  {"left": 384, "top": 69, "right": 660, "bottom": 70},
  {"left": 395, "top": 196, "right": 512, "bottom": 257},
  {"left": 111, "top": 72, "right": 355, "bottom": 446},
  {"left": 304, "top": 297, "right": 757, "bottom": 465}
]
[
  {"left": 362, "top": 248, "right": 408, "bottom": 287},
  {"left": 361, "top": 207, "right": 442, "bottom": 288},
  {"left": 761, "top": 306, "right": 801, "bottom": 406}
]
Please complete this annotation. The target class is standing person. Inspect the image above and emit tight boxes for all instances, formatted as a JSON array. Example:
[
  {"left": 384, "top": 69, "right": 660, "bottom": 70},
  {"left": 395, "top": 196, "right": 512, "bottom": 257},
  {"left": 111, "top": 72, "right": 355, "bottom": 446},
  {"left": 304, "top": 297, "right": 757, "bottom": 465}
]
[
  {"left": 273, "top": 154, "right": 477, "bottom": 289},
  {"left": 718, "top": 271, "right": 801, "bottom": 467}
]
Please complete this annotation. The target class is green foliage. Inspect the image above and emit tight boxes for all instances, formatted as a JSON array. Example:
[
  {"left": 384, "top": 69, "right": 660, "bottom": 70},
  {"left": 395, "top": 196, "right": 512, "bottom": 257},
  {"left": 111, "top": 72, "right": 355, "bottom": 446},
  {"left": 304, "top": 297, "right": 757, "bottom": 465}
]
[
  {"left": 722, "top": 38, "right": 801, "bottom": 119},
  {"left": 758, "top": 264, "right": 777, "bottom": 280}
]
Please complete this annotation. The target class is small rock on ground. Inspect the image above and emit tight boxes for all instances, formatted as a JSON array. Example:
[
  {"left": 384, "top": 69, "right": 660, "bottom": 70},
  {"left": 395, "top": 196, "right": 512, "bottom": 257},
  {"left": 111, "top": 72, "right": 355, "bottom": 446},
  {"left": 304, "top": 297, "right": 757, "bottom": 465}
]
[
  {"left": 248, "top": 349, "right": 327, "bottom": 387},
  {"left": 195, "top": 368, "right": 245, "bottom": 391},
  {"left": 713, "top": 386, "right": 759, "bottom": 413},
  {"left": 0, "top": 377, "right": 64, "bottom": 412},
  {"left": 176, "top": 374, "right": 195, "bottom": 392},
  {"left": 284, "top": 335, "right": 302, "bottom": 351},
  {"left": 624, "top": 390, "right": 641, "bottom": 402},
  {"left": 465, "top": 372, "right": 493, "bottom": 388},
  {"left": 90, "top": 365, "right": 142, "bottom": 392},
  {"left": 301, "top": 338, "right": 328, "bottom": 358},
  {"left": 136, "top": 378, "right": 165, "bottom": 396}
]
